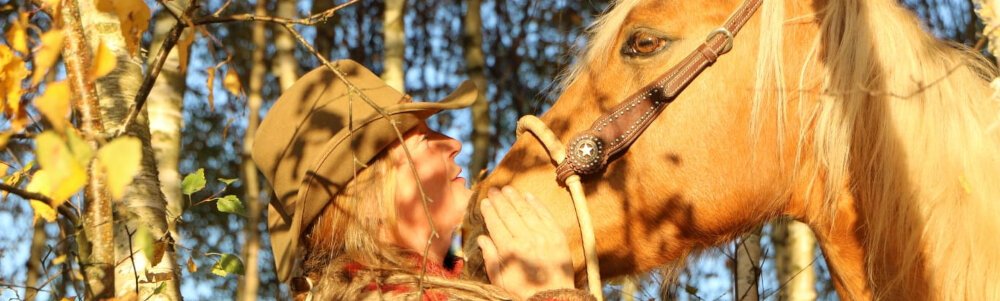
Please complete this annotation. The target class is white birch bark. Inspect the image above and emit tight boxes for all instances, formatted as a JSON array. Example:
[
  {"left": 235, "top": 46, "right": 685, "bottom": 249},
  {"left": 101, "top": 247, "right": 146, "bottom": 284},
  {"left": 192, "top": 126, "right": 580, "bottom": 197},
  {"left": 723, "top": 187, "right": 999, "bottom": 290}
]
[
  {"left": 77, "top": 0, "right": 183, "bottom": 299},
  {"left": 382, "top": 0, "right": 405, "bottom": 91}
]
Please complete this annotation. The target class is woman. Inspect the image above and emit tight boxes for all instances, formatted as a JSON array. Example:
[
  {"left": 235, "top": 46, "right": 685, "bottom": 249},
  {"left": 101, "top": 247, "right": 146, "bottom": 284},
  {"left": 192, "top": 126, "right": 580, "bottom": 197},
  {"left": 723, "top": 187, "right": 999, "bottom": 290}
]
[{"left": 252, "top": 60, "right": 593, "bottom": 300}]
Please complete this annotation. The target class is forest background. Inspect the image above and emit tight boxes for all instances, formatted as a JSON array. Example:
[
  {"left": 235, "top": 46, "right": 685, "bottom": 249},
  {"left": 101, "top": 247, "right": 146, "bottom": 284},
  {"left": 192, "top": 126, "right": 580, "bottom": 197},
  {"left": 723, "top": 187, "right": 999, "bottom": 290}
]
[{"left": 0, "top": 0, "right": 992, "bottom": 300}]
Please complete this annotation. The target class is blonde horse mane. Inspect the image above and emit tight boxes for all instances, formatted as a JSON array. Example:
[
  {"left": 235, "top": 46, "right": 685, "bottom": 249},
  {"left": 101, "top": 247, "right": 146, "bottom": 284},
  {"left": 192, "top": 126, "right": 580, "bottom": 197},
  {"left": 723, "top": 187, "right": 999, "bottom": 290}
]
[
  {"left": 787, "top": 0, "right": 1000, "bottom": 299},
  {"left": 562, "top": 0, "right": 1000, "bottom": 299}
]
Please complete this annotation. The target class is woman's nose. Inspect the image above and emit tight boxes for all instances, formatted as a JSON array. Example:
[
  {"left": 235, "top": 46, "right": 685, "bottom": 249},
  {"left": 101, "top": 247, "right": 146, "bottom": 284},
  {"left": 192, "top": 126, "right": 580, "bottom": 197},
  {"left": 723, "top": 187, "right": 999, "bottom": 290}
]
[{"left": 431, "top": 132, "right": 462, "bottom": 154}]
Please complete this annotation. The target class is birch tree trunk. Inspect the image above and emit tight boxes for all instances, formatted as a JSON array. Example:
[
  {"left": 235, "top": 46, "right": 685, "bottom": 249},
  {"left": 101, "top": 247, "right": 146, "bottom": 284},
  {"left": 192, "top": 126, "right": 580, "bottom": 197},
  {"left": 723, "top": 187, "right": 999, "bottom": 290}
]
[
  {"left": 62, "top": 0, "right": 113, "bottom": 297},
  {"left": 273, "top": 0, "right": 300, "bottom": 91},
  {"left": 236, "top": 1, "right": 268, "bottom": 300},
  {"left": 382, "top": 0, "right": 405, "bottom": 91},
  {"left": 147, "top": 0, "right": 191, "bottom": 244},
  {"left": 76, "top": 0, "right": 183, "bottom": 299},
  {"left": 774, "top": 220, "right": 817, "bottom": 301},
  {"left": 463, "top": 0, "right": 490, "bottom": 182},
  {"left": 734, "top": 228, "right": 761, "bottom": 301}
]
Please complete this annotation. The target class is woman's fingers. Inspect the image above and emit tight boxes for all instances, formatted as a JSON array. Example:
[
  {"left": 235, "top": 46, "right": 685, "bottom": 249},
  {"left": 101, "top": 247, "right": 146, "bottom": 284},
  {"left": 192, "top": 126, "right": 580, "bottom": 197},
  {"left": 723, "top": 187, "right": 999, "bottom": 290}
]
[
  {"left": 501, "top": 186, "right": 544, "bottom": 229},
  {"left": 478, "top": 235, "right": 502, "bottom": 285},
  {"left": 480, "top": 186, "right": 577, "bottom": 299},
  {"left": 481, "top": 197, "right": 513, "bottom": 243},
  {"left": 487, "top": 187, "right": 530, "bottom": 237},
  {"left": 525, "top": 192, "right": 562, "bottom": 235}
]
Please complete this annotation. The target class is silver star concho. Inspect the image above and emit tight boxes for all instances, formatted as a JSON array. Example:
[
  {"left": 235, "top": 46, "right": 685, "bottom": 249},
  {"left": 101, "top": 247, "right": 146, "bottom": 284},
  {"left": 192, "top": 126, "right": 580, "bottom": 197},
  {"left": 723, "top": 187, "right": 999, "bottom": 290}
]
[{"left": 567, "top": 134, "right": 604, "bottom": 175}]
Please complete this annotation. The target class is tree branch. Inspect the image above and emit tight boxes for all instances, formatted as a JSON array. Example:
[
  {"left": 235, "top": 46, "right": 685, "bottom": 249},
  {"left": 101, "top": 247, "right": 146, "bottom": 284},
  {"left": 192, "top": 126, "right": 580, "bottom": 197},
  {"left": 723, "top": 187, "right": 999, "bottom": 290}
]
[
  {"left": 115, "top": 2, "right": 199, "bottom": 138},
  {"left": 0, "top": 182, "right": 81, "bottom": 226},
  {"left": 115, "top": 0, "right": 359, "bottom": 138},
  {"left": 194, "top": 0, "right": 359, "bottom": 26}
]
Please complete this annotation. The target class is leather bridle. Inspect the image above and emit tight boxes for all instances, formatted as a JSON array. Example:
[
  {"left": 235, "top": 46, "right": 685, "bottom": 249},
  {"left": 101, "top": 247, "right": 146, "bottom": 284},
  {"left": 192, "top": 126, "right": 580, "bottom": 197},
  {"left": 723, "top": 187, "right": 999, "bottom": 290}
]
[
  {"left": 555, "top": 0, "right": 764, "bottom": 184},
  {"left": 513, "top": 0, "right": 764, "bottom": 299}
]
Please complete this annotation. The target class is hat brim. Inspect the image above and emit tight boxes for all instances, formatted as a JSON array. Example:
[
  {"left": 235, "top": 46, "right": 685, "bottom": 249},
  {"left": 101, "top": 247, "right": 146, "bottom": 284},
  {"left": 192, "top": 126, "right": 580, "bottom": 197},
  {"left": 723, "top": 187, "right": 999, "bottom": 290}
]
[{"left": 395, "top": 80, "right": 478, "bottom": 117}]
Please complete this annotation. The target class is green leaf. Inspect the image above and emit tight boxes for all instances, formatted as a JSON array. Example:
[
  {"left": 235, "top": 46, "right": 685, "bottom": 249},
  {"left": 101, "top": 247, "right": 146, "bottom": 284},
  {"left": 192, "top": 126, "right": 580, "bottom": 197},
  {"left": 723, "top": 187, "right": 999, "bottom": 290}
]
[
  {"left": 134, "top": 226, "right": 155, "bottom": 264},
  {"left": 181, "top": 168, "right": 206, "bottom": 195},
  {"left": 218, "top": 178, "right": 238, "bottom": 186},
  {"left": 152, "top": 282, "right": 166, "bottom": 295},
  {"left": 216, "top": 195, "right": 246, "bottom": 216},
  {"left": 211, "top": 253, "right": 245, "bottom": 277}
]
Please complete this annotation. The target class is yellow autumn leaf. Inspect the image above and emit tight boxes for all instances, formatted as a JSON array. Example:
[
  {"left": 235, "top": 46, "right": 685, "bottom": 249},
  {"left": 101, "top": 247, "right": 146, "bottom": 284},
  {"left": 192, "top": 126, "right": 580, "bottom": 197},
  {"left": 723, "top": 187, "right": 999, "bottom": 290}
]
[
  {"left": 35, "top": 81, "right": 71, "bottom": 131},
  {"left": 223, "top": 68, "right": 242, "bottom": 97},
  {"left": 206, "top": 67, "right": 216, "bottom": 111},
  {"left": 90, "top": 40, "right": 117, "bottom": 79},
  {"left": 27, "top": 131, "right": 87, "bottom": 207},
  {"left": 96, "top": 0, "right": 150, "bottom": 57},
  {"left": 177, "top": 30, "right": 195, "bottom": 74},
  {"left": 52, "top": 254, "right": 67, "bottom": 264},
  {"left": 5, "top": 13, "right": 30, "bottom": 54},
  {"left": 97, "top": 136, "right": 141, "bottom": 200},
  {"left": 1, "top": 44, "right": 28, "bottom": 126},
  {"left": 30, "top": 200, "right": 57, "bottom": 223},
  {"left": 0, "top": 132, "right": 10, "bottom": 150},
  {"left": 32, "top": 30, "right": 66, "bottom": 86},
  {"left": 66, "top": 129, "right": 93, "bottom": 167}
]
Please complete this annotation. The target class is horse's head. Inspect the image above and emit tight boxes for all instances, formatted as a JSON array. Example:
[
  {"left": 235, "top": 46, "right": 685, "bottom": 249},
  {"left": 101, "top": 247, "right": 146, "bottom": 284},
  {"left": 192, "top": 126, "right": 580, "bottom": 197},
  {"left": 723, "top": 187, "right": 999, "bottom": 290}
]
[
  {"left": 463, "top": 0, "right": 815, "bottom": 282},
  {"left": 465, "top": 0, "right": 1000, "bottom": 298}
]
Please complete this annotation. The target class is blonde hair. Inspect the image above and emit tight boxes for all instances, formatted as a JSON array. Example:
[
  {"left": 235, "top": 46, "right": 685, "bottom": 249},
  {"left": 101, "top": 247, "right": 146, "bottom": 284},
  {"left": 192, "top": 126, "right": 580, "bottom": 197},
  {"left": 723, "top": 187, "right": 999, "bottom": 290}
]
[{"left": 298, "top": 143, "right": 510, "bottom": 300}]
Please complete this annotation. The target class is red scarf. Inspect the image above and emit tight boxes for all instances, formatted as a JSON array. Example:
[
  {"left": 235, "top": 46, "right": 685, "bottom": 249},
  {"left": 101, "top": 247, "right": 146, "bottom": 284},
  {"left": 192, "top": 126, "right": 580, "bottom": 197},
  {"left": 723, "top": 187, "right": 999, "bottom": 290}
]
[{"left": 344, "top": 254, "right": 465, "bottom": 301}]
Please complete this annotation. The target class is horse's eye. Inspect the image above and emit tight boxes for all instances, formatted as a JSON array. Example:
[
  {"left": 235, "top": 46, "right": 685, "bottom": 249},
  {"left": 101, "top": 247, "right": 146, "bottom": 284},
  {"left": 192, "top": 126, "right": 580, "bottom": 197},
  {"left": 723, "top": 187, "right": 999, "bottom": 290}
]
[{"left": 623, "top": 31, "right": 669, "bottom": 57}]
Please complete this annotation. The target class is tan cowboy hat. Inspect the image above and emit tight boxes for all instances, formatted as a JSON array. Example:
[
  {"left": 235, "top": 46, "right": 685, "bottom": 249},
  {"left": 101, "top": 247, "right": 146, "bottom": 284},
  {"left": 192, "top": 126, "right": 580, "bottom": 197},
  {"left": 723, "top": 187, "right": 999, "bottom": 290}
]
[{"left": 251, "top": 59, "right": 477, "bottom": 282}]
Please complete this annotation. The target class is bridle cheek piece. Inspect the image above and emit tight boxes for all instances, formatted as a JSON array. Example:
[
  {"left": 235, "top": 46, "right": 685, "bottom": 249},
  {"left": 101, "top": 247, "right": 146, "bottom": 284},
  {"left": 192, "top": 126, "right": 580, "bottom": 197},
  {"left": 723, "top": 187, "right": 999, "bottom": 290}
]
[{"left": 555, "top": 0, "right": 759, "bottom": 184}]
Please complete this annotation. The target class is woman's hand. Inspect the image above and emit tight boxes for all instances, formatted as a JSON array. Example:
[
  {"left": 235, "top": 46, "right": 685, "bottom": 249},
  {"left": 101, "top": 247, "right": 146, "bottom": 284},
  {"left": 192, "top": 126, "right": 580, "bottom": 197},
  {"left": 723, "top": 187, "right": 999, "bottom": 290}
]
[{"left": 478, "top": 186, "right": 575, "bottom": 300}]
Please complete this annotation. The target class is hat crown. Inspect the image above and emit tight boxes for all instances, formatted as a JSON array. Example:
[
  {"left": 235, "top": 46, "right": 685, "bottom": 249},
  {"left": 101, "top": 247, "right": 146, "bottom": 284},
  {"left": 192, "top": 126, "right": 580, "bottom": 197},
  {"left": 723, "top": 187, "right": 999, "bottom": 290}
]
[{"left": 253, "top": 60, "right": 404, "bottom": 217}]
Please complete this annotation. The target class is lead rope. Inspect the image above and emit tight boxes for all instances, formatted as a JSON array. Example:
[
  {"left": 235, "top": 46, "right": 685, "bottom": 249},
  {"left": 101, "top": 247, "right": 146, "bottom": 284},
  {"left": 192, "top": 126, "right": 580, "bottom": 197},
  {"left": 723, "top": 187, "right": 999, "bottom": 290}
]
[{"left": 515, "top": 116, "right": 603, "bottom": 301}]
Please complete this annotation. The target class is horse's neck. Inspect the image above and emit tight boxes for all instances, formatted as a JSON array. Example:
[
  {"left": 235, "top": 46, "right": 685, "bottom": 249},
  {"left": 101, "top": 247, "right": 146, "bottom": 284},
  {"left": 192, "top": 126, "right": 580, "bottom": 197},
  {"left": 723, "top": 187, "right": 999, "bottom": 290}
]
[{"left": 792, "top": 163, "right": 947, "bottom": 301}]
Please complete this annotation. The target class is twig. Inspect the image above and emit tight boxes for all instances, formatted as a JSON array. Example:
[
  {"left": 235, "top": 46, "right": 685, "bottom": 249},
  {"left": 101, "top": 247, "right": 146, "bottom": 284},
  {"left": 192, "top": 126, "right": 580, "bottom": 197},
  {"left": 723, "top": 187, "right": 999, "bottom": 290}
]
[
  {"left": 759, "top": 255, "right": 821, "bottom": 300},
  {"left": 211, "top": 0, "right": 233, "bottom": 17},
  {"left": 8, "top": 132, "right": 36, "bottom": 140},
  {"left": 195, "top": 0, "right": 359, "bottom": 26},
  {"left": 0, "top": 281, "right": 50, "bottom": 293},
  {"left": 115, "top": 3, "right": 199, "bottom": 138},
  {"left": 124, "top": 225, "right": 140, "bottom": 296}
]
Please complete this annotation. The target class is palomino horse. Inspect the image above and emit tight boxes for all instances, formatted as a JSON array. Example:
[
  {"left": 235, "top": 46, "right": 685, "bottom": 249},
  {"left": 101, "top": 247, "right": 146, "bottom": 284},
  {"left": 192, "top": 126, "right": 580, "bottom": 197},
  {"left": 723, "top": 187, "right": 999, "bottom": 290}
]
[{"left": 462, "top": 0, "right": 1000, "bottom": 299}]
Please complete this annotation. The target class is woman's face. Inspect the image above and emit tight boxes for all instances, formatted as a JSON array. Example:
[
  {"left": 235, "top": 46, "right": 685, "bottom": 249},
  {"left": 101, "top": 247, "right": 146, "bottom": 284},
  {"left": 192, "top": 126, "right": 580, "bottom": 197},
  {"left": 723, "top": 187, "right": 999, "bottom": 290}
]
[{"left": 390, "top": 122, "right": 471, "bottom": 261}]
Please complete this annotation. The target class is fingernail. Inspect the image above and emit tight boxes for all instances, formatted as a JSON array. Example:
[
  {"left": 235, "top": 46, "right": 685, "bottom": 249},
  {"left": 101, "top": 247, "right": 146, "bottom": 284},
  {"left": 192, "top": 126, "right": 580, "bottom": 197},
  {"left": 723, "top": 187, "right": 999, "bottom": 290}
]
[{"left": 488, "top": 187, "right": 500, "bottom": 196}]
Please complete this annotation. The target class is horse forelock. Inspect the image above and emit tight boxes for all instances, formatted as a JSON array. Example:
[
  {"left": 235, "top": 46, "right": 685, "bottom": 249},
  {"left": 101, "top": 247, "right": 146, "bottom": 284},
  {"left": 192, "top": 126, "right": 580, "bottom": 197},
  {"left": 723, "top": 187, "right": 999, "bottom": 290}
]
[{"left": 557, "top": 0, "right": 642, "bottom": 93}]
